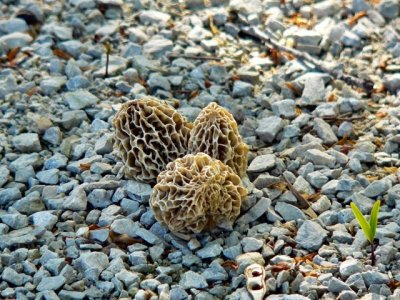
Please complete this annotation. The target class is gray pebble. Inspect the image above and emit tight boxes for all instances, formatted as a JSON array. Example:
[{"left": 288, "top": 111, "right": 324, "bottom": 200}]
[
  {"left": 296, "top": 220, "right": 328, "bottom": 251},
  {"left": 179, "top": 271, "right": 208, "bottom": 289},
  {"left": 12, "top": 133, "right": 42, "bottom": 153}
]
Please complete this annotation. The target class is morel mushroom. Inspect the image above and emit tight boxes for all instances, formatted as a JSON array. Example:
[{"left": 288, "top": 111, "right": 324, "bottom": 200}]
[
  {"left": 150, "top": 153, "right": 247, "bottom": 233},
  {"left": 112, "top": 97, "right": 193, "bottom": 183},
  {"left": 188, "top": 102, "right": 249, "bottom": 177}
]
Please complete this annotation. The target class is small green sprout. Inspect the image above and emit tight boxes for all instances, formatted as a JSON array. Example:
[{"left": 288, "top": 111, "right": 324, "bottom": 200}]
[{"left": 350, "top": 200, "right": 380, "bottom": 266}]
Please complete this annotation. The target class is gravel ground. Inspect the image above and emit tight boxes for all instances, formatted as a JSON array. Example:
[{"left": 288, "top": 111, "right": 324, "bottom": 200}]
[{"left": 1, "top": 0, "right": 400, "bottom": 299}]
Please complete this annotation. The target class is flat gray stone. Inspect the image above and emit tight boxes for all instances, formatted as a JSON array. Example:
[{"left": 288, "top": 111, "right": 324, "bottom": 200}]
[
  {"left": 361, "top": 271, "right": 389, "bottom": 286},
  {"left": 63, "top": 186, "right": 87, "bottom": 211},
  {"left": 328, "top": 277, "right": 351, "bottom": 293},
  {"left": 36, "top": 169, "right": 59, "bottom": 185},
  {"left": 248, "top": 154, "right": 276, "bottom": 173},
  {"left": 301, "top": 76, "right": 325, "bottom": 105},
  {"left": 275, "top": 202, "right": 307, "bottom": 221},
  {"left": 58, "top": 290, "right": 86, "bottom": 300},
  {"left": 232, "top": 80, "right": 253, "bottom": 97},
  {"left": 64, "top": 90, "right": 99, "bottom": 110},
  {"left": 0, "top": 166, "right": 10, "bottom": 188},
  {"left": 256, "top": 116, "right": 284, "bottom": 143},
  {"left": 196, "top": 243, "right": 223, "bottom": 259},
  {"left": 0, "top": 187, "right": 21, "bottom": 206},
  {"left": 236, "top": 197, "right": 271, "bottom": 224},
  {"left": 32, "top": 211, "right": 58, "bottom": 230},
  {"left": 271, "top": 99, "right": 296, "bottom": 119},
  {"left": 12, "top": 191, "right": 45, "bottom": 214},
  {"left": 139, "top": 10, "right": 171, "bottom": 26},
  {"left": 126, "top": 181, "right": 152, "bottom": 203},
  {"left": 314, "top": 118, "right": 338, "bottom": 145},
  {"left": 12, "top": 133, "right": 42, "bottom": 153},
  {"left": 0, "top": 32, "right": 32, "bottom": 51},
  {"left": 76, "top": 252, "right": 109, "bottom": 273},
  {"left": 363, "top": 179, "right": 391, "bottom": 198},
  {"left": 40, "top": 76, "right": 67, "bottom": 96},
  {"left": 179, "top": 271, "right": 208, "bottom": 289},
  {"left": 37, "top": 276, "right": 66, "bottom": 292},
  {"left": 305, "top": 149, "right": 336, "bottom": 167},
  {"left": 2, "top": 267, "right": 26, "bottom": 286},
  {"left": 241, "top": 237, "right": 263, "bottom": 252},
  {"left": 295, "top": 220, "right": 328, "bottom": 251},
  {"left": 143, "top": 38, "right": 173, "bottom": 59},
  {"left": 339, "top": 259, "right": 362, "bottom": 278}
]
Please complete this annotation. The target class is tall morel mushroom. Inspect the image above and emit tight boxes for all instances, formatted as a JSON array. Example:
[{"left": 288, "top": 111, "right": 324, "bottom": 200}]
[
  {"left": 188, "top": 102, "right": 249, "bottom": 177},
  {"left": 150, "top": 153, "right": 247, "bottom": 233},
  {"left": 112, "top": 97, "right": 193, "bottom": 183}
]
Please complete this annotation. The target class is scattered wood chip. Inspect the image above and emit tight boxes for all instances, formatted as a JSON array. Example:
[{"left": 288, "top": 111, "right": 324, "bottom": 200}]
[
  {"left": 222, "top": 260, "right": 239, "bottom": 270},
  {"left": 348, "top": 11, "right": 367, "bottom": 26},
  {"left": 53, "top": 48, "right": 71, "bottom": 60},
  {"left": 109, "top": 231, "right": 143, "bottom": 249},
  {"left": 7, "top": 47, "right": 20, "bottom": 62},
  {"left": 80, "top": 163, "right": 91, "bottom": 171},
  {"left": 209, "top": 16, "right": 220, "bottom": 35}
]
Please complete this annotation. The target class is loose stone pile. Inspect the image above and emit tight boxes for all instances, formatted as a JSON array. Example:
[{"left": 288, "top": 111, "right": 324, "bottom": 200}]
[{"left": 0, "top": 0, "right": 400, "bottom": 299}]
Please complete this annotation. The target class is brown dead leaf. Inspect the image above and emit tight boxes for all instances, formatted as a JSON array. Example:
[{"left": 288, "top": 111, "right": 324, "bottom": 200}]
[
  {"left": 347, "top": 11, "right": 367, "bottom": 26},
  {"left": 80, "top": 163, "right": 91, "bottom": 171},
  {"left": 53, "top": 48, "right": 71, "bottom": 60},
  {"left": 205, "top": 79, "right": 212, "bottom": 88},
  {"left": 295, "top": 107, "right": 302, "bottom": 117},
  {"left": 7, "top": 47, "right": 20, "bottom": 62},
  {"left": 222, "top": 260, "right": 239, "bottom": 270}
]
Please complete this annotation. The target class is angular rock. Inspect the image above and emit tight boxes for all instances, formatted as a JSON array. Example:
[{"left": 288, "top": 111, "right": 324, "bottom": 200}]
[
  {"left": 256, "top": 116, "right": 284, "bottom": 143},
  {"left": 295, "top": 220, "right": 328, "bottom": 251},
  {"left": 179, "top": 271, "right": 208, "bottom": 289},
  {"left": 63, "top": 187, "right": 87, "bottom": 211},
  {"left": 12, "top": 133, "right": 42, "bottom": 153},
  {"left": 248, "top": 154, "right": 276, "bottom": 173},
  {"left": 237, "top": 197, "right": 271, "bottom": 224},
  {"left": 314, "top": 118, "right": 338, "bottom": 145},
  {"left": 64, "top": 90, "right": 99, "bottom": 110}
]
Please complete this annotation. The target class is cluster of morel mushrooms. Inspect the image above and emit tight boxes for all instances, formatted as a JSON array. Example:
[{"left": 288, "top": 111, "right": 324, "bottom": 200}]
[{"left": 112, "top": 97, "right": 249, "bottom": 234}]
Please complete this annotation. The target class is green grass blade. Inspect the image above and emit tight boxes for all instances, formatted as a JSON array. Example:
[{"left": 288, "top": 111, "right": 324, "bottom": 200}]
[
  {"left": 369, "top": 200, "right": 380, "bottom": 240},
  {"left": 350, "top": 202, "right": 373, "bottom": 243}
]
